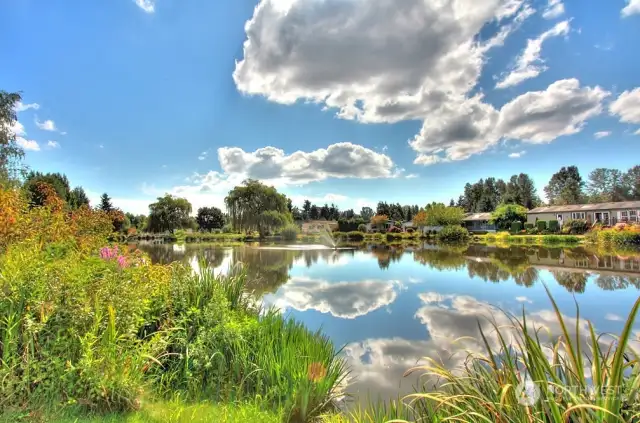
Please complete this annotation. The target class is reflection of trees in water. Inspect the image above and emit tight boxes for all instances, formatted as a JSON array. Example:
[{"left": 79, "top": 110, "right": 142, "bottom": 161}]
[
  {"left": 371, "top": 245, "right": 405, "bottom": 270},
  {"left": 136, "top": 243, "right": 228, "bottom": 269},
  {"left": 232, "top": 248, "right": 302, "bottom": 295},
  {"left": 551, "top": 271, "right": 588, "bottom": 293},
  {"left": 594, "top": 275, "right": 640, "bottom": 291},
  {"left": 412, "top": 248, "right": 467, "bottom": 271}
]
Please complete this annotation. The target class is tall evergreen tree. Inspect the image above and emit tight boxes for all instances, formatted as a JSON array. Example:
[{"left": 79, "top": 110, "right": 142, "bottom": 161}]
[{"left": 99, "top": 193, "right": 114, "bottom": 212}]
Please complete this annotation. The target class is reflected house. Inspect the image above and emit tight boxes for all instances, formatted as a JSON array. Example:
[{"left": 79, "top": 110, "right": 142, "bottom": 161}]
[
  {"left": 527, "top": 201, "right": 640, "bottom": 227},
  {"left": 301, "top": 220, "right": 339, "bottom": 234},
  {"left": 462, "top": 213, "right": 496, "bottom": 233}
]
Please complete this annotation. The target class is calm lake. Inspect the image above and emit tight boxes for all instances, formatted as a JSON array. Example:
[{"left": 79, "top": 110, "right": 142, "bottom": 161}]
[{"left": 136, "top": 242, "right": 640, "bottom": 405}]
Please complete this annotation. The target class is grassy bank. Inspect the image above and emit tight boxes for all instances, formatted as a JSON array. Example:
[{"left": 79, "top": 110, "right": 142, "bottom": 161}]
[
  {"left": 0, "top": 188, "right": 347, "bottom": 423},
  {"left": 474, "top": 231, "right": 583, "bottom": 245}
]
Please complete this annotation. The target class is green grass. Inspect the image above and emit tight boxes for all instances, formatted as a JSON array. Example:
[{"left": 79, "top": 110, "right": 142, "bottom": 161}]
[
  {"left": 1, "top": 401, "right": 281, "bottom": 423},
  {"left": 475, "top": 232, "right": 583, "bottom": 246}
]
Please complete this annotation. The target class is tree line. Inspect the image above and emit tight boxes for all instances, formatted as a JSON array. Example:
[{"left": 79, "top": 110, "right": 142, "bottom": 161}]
[{"left": 453, "top": 165, "right": 639, "bottom": 213}]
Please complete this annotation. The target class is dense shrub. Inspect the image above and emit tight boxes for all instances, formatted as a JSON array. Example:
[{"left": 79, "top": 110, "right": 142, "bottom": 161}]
[
  {"left": 536, "top": 220, "right": 547, "bottom": 231},
  {"left": 437, "top": 225, "right": 470, "bottom": 243},
  {"left": 510, "top": 221, "right": 523, "bottom": 233},
  {"left": 337, "top": 218, "right": 366, "bottom": 232},
  {"left": 347, "top": 231, "right": 364, "bottom": 240},
  {"left": 542, "top": 234, "right": 580, "bottom": 244},
  {"left": 548, "top": 220, "right": 560, "bottom": 233},
  {"left": 357, "top": 223, "right": 367, "bottom": 232},
  {"left": 281, "top": 224, "right": 299, "bottom": 241},
  {"left": 387, "top": 226, "right": 403, "bottom": 233},
  {"left": 562, "top": 219, "right": 589, "bottom": 235},
  {"left": 524, "top": 223, "right": 534, "bottom": 230},
  {"left": 0, "top": 187, "right": 347, "bottom": 420}
]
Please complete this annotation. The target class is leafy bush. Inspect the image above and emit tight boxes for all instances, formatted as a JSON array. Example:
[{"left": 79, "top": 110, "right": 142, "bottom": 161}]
[
  {"left": 357, "top": 223, "right": 367, "bottom": 232},
  {"left": 387, "top": 226, "right": 403, "bottom": 233},
  {"left": 490, "top": 204, "right": 528, "bottom": 230},
  {"left": 280, "top": 224, "right": 299, "bottom": 241},
  {"left": 541, "top": 234, "right": 580, "bottom": 244},
  {"left": 536, "top": 220, "right": 547, "bottom": 231},
  {"left": 0, "top": 187, "right": 348, "bottom": 420},
  {"left": 437, "top": 225, "right": 470, "bottom": 243},
  {"left": 347, "top": 231, "right": 364, "bottom": 240},
  {"left": 510, "top": 221, "right": 522, "bottom": 233},
  {"left": 524, "top": 223, "right": 534, "bottom": 230},
  {"left": 548, "top": 220, "right": 560, "bottom": 233},
  {"left": 526, "top": 227, "right": 540, "bottom": 235},
  {"left": 562, "top": 219, "right": 590, "bottom": 235}
]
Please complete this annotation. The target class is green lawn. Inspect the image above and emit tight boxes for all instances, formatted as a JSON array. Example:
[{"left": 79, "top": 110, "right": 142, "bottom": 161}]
[{"left": 1, "top": 402, "right": 282, "bottom": 423}]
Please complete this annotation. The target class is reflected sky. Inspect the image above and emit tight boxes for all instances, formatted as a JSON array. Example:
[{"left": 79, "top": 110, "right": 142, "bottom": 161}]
[{"left": 137, "top": 242, "right": 640, "bottom": 405}]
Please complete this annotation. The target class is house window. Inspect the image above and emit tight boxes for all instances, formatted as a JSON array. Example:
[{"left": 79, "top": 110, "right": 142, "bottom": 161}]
[
  {"left": 571, "top": 212, "right": 585, "bottom": 220},
  {"left": 630, "top": 210, "right": 638, "bottom": 222},
  {"left": 620, "top": 211, "right": 629, "bottom": 222}
]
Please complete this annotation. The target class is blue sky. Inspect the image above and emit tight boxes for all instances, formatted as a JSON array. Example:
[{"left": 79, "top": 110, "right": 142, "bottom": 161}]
[{"left": 2, "top": 0, "right": 640, "bottom": 214}]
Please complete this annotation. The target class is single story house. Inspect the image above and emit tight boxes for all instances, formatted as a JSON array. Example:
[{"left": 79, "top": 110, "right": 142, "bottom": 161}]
[
  {"left": 365, "top": 219, "right": 395, "bottom": 233},
  {"left": 527, "top": 201, "right": 640, "bottom": 227},
  {"left": 301, "top": 220, "right": 339, "bottom": 234},
  {"left": 462, "top": 212, "right": 497, "bottom": 233}
]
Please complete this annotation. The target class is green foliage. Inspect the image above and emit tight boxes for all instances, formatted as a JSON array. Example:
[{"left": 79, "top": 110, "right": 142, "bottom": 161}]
[
  {"left": 195, "top": 206, "right": 224, "bottom": 231},
  {"left": 146, "top": 194, "right": 193, "bottom": 233},
  {"left": 524, "top": 223, "right": 534, "bottom": 230},
  {"left": 68, "top": 186, "right": 90, "bottom": 209},
  {"left": 225, "top": 180, "right": 291, "bottom": 237},
  {"left": 490, "top": 203, "right": 528, "bottom": 230},
  {"left": 562, "top": 219, "right": 590, "bottom": 234},
  {"left": 23, "top": 171, "right": 71, "bottom": 206},
  {"left": 536, "top": 220, "right": 547, "bottom": 231},
  {"left": 0, "top": 91, "right": 26, "bottom": 185},
  {"left": 436, "top": 225, "right": 470, "bottom": 243},
  {"left": 548, "top": 219, "right": 560, "bottom": 233},
  {"left": 337, "top": 218, "right": 366, "bottom": 232},
  {"left": 510, "top": 221, "right": 522, "bottom": 233},
  {"left": 542, "top": 234, "right": 580, "bottom": 244},
  {"left": 422, "top": 204, "right": 465, "bottom": 226},
  {"left": 281, "top": 224, "right": 299, "bottom": 241},
  {"left": 357, "top": 223, "right": 366, "bottom": 232},
  {"left": 544, "top": 165, "right": 584, "bottom": 205},
  {"left": 347, "top": 231, "right": 364, "bottom": 240},
  {"left": 99, "top": 193, "right": 114, "bottom": 212}
]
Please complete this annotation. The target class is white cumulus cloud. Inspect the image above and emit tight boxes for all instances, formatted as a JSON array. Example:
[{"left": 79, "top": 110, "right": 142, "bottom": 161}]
[
  {"left": 134, "top": 0, "right": 155, "bottom": 13},
  {"left": 542, "top": 0, "right": 565, "bottom": 19},
  {"left": 234, "top": 0, "right": 606, "bottom": 165},
  {"left": 35, "top": 118, "right": 57, "bottom": 132},
  {"left": 509, "top": 150, "right": 526, "bottom": 158},
  {"left": 498, "top": 79, "right": 610, "bottom": 143},
  {"left": 16, "top": 138, "right": 40, "bottom": 151},
  {"left": 15, "top": 101, "right": 40, "bottom": 112},
  {"left": 594, "top": 131, "right": 611, "bottom": 139},
  {"left": 496, "top": 20, "right": 570, "bottom": 89},
  {"left": 218, "top": 143, "right": 397, "bottom": 183},
  {"left": 622, "top": 0, "right": 640, "bottom": 17},
  {"left": 610, "top": 88, "right": 640, "bottom": 124},
  {"left": 47, "top": 140, "right": 60, "bottom": 148}
]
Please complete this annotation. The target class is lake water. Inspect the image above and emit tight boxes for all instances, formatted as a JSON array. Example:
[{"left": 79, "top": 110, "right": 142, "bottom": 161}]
[{"left": 136, "top": 242, "right": 640, "bottom": 404}]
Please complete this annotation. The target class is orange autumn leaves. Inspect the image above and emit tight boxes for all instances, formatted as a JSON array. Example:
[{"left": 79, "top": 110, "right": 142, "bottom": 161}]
[{"left": 0, "top": 184, "right": 114, "bottom": 251}]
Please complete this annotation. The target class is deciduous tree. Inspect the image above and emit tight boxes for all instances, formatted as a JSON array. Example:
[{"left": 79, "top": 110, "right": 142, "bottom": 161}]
[
  {"left": 147, "top": 194, "right": 193, "bottom": 233},
  {"left": 544, "top": 166, "right": 584, "bottom": 205},
  {"left": 196, "top": 206, "right": 225, "bottom": 231}
]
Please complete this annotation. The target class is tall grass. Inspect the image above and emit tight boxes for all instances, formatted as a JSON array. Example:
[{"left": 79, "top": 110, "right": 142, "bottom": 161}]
[{"left": 352, "top": 286, "right": 640, "bottom": 422}]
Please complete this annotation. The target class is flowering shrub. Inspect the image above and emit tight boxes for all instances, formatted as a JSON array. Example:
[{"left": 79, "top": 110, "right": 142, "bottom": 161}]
[{"left": 387, "top": 226, "right": 402, "bottom": 233}]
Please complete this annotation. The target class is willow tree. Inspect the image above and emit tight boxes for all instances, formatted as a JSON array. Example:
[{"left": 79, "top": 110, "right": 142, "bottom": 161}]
[{"left": 225, "top": 179, "right": 292, "bottom": 238}]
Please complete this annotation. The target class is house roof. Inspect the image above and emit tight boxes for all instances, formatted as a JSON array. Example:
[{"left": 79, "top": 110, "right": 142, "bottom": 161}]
[
  {"left": 463, "top": 212, "right": 492, "bottom": 221},
  {"left": 528, "top": 201, "right": 640, "bottom": 214}
]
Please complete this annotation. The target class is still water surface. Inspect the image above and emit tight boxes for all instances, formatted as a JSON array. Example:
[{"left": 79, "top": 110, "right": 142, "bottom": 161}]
[{"left": 136, "top": 242, "right": 640, "bottom": 404}]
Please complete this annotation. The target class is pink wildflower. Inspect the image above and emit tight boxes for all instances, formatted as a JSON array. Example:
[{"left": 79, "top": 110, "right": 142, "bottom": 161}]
[{"left": 117, "top": 255, "right": 128, "bottom": 268}]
